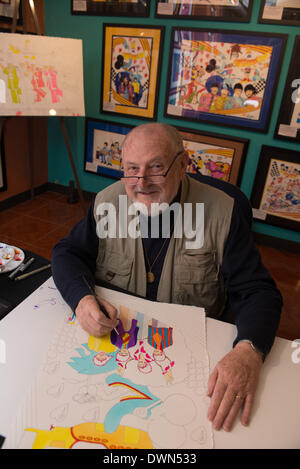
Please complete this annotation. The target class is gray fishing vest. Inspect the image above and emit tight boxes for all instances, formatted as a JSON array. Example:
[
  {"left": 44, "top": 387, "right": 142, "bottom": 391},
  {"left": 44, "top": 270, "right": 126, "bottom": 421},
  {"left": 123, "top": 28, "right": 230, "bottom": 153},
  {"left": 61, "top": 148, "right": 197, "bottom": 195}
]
[{"left": 93, "top": 175, "right": 233, "bottom": 318}]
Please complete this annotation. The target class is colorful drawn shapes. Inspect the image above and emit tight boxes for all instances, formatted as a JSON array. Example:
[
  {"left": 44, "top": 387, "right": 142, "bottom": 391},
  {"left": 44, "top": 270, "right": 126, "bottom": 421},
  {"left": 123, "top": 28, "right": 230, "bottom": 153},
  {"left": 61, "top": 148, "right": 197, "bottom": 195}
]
[
  {"left": 104, "top": 373, "right": 161, "bottom": 434},
  {"left": 67, "top": 345, "right": 118, "bottom": 375},
  {"left": 3, "top": 66, "right": 22, "bottom": 104},
  {"left": 88, "top": 334, "right": 117, "bottom": 354},
  {"left": 26, "top": 425, "right": 74, "bottom": 449},
  {"left": 26, "top": 422, "right": 153, "bottom": 449},
  {"left": 10, "top": 45, "right": 20, "bottom": 54}
]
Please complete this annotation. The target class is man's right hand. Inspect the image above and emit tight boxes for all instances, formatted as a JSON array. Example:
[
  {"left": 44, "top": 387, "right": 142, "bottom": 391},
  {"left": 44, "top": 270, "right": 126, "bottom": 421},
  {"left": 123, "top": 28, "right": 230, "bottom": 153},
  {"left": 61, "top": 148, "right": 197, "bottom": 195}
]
[{"left": 75, "top": 295, "right": 118, "bottom": 337}]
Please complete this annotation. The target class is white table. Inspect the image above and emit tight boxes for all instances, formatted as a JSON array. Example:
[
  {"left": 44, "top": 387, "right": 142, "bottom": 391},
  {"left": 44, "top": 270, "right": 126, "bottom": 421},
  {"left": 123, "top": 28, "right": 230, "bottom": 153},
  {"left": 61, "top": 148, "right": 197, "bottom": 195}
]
[{"left": 0, "top": 277, "right": 299, "bottom": 449}]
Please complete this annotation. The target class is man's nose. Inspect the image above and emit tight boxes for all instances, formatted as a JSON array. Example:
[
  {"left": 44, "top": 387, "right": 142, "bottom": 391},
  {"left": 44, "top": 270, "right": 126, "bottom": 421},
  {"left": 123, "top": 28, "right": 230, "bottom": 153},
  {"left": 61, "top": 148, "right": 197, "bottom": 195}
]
[{"left": 136, "top": 173, "right": 149, "bottom": 187}]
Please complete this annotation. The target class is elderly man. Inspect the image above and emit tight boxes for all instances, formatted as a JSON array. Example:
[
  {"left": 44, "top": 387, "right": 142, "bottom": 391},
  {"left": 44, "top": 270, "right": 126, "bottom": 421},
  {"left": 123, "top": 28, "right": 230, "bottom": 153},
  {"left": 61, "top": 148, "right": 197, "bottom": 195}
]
[{"left": 52, "top": 123, "right": 282, "bottom": 433}]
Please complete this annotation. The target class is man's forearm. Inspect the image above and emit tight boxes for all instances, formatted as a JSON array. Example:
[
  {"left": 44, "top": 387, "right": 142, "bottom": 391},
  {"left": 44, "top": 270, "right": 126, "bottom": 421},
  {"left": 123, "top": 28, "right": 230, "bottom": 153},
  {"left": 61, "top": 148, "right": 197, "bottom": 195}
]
[{"left": 51, "top": 201, "right": 99, "bottom": 312}]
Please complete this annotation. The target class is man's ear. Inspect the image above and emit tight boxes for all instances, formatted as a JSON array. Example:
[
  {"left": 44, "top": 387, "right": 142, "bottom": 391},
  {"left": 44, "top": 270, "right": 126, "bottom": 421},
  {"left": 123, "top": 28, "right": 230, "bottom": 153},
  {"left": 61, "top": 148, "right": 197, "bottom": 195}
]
[{"left": 180, "top": 150, "right": 189, "bottom": 177}]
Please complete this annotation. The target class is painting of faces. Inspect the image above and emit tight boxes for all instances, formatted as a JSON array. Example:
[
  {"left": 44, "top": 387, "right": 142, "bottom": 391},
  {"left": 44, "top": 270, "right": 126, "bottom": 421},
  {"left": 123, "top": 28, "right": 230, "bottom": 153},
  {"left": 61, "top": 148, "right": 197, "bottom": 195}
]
[
  {"left": 169, "top": 34, "right": 271, "bottom": 121},
  {"left": 166, "top": 28, "right": 288, "bottom": 133}
]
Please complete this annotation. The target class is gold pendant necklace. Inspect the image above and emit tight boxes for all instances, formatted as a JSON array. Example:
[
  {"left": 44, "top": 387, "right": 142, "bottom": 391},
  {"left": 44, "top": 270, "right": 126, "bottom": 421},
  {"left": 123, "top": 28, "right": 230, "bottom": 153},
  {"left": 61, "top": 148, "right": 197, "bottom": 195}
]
[
  {"left": 147, "top": 271, "right": 155, "bottom": 284},
  {"left": 144, "top": 226, "right": 174, "bottom": 284}
]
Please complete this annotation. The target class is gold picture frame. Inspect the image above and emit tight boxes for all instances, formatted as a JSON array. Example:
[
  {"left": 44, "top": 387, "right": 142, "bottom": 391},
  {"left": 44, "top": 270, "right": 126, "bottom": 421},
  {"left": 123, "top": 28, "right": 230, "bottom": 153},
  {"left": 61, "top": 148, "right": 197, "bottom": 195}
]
[{"left": 101, "top": 24, "right": 164, "bottom": 120}]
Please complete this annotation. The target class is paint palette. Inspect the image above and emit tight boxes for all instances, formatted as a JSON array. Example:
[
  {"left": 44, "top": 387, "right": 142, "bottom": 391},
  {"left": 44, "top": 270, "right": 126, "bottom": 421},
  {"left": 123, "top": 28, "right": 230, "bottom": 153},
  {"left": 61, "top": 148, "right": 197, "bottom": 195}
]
[{"left": 0, "top": 243, "right": 25, "bottom": 273}]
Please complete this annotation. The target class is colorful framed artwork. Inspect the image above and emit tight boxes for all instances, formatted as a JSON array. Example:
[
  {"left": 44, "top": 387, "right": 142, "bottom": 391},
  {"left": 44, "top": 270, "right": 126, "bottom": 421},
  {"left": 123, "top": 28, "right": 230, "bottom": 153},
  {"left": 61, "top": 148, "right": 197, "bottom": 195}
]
[
  {"left": 84, "top": 118, "right": 133, "bottom": 180},
  {"left": 71, "top": 0, "right": 150, "bottom": 17},
  {"left": 251, "top": 145, "right": 300, "bottom": 232},
  {"left": 101, "top": 24, "right": 164, "bottom": 121},
  {"left": 258, "top": 1, "right": 300, "bottom": 26},
  {"left": 155, "top": 0, "right": 253, "bottom": 22},
  {"left": 165, "top": 28, "right": 287, "bottom": 132},
  {"left": 274, "top": 35, "right": 300, "bottom": 143},
  {"left": 178, "top": 126, "right": 248, "bottom": 186}
]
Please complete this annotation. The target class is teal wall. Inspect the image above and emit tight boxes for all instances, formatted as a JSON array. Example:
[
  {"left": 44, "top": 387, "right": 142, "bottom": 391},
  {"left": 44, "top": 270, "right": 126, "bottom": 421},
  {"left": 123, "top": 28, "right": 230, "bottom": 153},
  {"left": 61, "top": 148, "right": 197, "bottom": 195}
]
[{"left": 44, "top": 0, "right": 299, "bottom": 244}]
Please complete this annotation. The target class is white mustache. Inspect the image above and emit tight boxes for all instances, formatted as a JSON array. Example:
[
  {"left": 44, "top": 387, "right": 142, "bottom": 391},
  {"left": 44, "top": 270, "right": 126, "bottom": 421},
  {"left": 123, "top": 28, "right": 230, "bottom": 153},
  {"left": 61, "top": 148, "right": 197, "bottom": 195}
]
[{"left": 134, "top": 187, "right": 161, "bottom": 194}]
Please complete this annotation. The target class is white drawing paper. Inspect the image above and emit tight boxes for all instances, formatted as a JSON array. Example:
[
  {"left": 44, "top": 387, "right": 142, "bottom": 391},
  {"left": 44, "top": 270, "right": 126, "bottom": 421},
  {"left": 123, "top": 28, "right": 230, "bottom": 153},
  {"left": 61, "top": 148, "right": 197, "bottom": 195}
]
[{"left": 5, "top": 285, "right": 213, "bottom": 449}]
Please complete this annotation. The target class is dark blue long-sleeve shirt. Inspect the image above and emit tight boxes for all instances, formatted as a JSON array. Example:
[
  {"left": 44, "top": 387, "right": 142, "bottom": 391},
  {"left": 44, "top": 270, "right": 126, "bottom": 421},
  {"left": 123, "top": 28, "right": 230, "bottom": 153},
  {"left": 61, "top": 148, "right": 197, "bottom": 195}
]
[{"left": 52, "top": 196, "right": 282, "bottom": 358}]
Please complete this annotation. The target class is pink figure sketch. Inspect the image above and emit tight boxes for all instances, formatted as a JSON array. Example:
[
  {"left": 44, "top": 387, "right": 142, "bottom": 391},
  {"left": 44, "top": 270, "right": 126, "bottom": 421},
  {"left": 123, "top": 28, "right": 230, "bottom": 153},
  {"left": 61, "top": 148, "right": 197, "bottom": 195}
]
[
  {"left": 30, "top": 66, "right": 63, "bottom": 104},
  {"left": 44, "top": 68, "right": 63, "bottom": 103}
]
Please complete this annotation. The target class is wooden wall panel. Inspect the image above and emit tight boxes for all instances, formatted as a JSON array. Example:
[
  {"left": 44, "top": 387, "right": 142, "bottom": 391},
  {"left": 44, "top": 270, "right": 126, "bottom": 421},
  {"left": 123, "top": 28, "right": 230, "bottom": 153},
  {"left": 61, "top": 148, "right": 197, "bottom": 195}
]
[{"left": 0, "top": 0, "right": 47, "bottom": 203}]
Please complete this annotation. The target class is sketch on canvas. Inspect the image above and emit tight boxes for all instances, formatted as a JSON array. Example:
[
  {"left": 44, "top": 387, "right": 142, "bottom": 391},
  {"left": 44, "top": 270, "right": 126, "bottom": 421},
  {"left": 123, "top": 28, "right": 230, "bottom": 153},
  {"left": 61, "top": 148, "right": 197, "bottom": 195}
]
[
  {"left": 0, "top": 33, "right": 85, "bottom": 116},
  {"left": 15, "top": 300, "right": 213, "bottom": 449}
]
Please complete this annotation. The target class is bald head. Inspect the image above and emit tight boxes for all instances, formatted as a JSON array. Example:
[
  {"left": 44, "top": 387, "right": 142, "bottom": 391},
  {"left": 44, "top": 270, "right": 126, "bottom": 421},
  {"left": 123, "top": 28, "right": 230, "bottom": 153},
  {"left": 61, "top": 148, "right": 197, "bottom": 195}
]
[{"left": 122, "top": 123, "right": 184, "bottom": 157}]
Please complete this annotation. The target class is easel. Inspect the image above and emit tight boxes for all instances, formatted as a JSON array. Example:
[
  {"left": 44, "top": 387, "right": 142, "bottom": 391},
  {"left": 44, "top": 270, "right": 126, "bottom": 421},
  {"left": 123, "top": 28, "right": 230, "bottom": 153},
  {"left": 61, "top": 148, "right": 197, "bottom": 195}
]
[{"left": 7, "top": 0, "right": 87, "bottom": 215}]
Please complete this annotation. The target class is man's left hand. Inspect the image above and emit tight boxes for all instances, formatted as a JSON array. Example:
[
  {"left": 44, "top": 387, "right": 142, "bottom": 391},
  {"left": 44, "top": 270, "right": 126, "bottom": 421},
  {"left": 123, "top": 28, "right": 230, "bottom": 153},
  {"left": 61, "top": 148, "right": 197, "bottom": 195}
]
[{"left": 206, "top": 341, "right": 263, "bottom": 432}]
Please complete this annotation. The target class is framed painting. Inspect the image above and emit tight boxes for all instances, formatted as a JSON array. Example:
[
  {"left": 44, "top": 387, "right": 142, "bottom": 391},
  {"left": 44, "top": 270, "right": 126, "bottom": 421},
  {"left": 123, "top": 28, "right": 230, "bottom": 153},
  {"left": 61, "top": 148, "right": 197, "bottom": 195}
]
[
  {"left": 71, "top": 0, "right": 150, "bottom": 17},
  {"left": 251, "top": 145, "right": 300, "bottom": 232},
  {"left": 165, "top": 28, "right": 287, "bottom": 132},
  {"left": 101, "top": 24, "right": 164, "bottom": 121},
  {"left": 274, "top": 35, "right": 300, "bottom": 143},
  {"left": 178, "top": 126, "right": 248, "bottom": 186},
  {"left": 155, "top": 0, "right": 253, "bottom": 22},
  {"left": 84, "top": 118, "right": 133, "bottom": 180},
  {"left": 258, "top": 0, "right": 300, "bottom": 26}
]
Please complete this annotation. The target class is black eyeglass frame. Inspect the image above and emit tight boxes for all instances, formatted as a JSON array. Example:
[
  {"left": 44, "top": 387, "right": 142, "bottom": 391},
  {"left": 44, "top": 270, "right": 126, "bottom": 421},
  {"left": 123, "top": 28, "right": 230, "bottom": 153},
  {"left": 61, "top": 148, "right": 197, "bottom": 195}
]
[{"left": 120, "top": 150, "right": 184, "bottom": 183}]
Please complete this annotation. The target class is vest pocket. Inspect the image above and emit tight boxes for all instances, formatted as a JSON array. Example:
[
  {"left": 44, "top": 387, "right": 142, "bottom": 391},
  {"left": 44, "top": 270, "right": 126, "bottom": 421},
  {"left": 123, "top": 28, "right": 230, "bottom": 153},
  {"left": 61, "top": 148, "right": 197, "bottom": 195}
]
[
  {"left": 96, "top": 251, "right": 133, "bottom": 291},
  {"left": 174, "top": 251, "right": 225, "bottom": 316}
]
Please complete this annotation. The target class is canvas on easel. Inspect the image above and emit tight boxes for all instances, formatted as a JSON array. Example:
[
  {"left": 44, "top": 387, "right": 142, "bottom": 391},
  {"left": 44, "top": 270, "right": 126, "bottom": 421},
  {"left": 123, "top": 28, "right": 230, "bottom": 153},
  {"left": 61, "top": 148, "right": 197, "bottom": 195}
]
[{"left": 0, "top": 32, "right": 85, "bottom": 116}]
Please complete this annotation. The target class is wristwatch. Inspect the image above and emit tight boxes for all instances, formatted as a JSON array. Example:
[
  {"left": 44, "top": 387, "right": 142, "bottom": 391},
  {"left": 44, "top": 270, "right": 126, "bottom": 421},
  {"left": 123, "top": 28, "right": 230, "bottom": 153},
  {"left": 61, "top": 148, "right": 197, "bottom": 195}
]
[{"left": 237, "top": 339, "right": 265, "bottom": 361}]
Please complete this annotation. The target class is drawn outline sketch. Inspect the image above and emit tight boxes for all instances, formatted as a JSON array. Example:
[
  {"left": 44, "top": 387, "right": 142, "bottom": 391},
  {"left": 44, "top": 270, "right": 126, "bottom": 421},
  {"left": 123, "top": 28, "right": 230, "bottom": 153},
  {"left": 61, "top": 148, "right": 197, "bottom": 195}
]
[{"left": 15, "top": 299, "right": 212, "bottom": 449}]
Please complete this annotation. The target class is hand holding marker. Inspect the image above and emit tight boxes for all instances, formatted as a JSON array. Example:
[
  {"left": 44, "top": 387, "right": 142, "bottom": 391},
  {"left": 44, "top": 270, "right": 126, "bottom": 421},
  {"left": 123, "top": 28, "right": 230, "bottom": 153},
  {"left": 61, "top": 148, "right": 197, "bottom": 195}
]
[{"left": 82, "top": 275, "right": 119, "bottom": 336}]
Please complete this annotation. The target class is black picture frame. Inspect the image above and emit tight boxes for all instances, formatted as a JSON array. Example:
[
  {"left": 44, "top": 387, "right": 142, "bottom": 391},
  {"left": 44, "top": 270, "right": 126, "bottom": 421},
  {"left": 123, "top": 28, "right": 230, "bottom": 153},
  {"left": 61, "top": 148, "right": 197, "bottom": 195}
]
[
  {"left": 258, "top": 1, "right": 300, "bottom": 26},
  {"left": 84, "top": 118, "right": 134, "bottom": 180},
  {"left": 71, "top": 0, "right": 150, "bottom": 17},
  {"left": 165, "top": 27, "right": 287, "bottom": 133},
  {"left": 274, "top": 35, "right": 300, "bottom": 143},
  {"left": 155, "top": 0, "right": 253, "bottom": 22},
  {"left": 251, "top": 145, "right": 300, "bottom": 233}
]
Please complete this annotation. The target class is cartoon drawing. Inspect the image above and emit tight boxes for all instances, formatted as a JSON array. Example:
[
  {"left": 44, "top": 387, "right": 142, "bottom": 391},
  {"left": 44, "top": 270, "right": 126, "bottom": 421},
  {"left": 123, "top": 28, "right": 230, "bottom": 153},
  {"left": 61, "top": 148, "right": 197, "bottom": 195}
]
[
  {"left": 68, "top": 344, "right": 119, "bottom": 375},
  {"left": 104, "top": 373, "right": 162, "bottom": 433},
  {"left": 260, "top": 158, "right": 300, "bottom": 222},
  {"left": 14, "top": 294, "right": 212, "bottom": 450},
  {"left": 183, "top": 139, "right": 234, "bottom": 182},
  {"left": 168, "top": 33, "right": 272, "bottom": 122},
  {"left": 26, "top": 422, "right": 153, "bottom": 450},
  {"left": 110, "top": 35, "right": 151, "bottom": 110}
]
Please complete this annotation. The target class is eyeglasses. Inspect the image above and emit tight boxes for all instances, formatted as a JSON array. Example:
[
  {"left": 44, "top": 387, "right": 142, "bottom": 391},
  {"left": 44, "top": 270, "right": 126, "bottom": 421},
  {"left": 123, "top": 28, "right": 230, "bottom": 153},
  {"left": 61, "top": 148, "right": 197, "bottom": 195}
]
[{"left": 120, "top": 150, "right": 183, "bottom": 186}]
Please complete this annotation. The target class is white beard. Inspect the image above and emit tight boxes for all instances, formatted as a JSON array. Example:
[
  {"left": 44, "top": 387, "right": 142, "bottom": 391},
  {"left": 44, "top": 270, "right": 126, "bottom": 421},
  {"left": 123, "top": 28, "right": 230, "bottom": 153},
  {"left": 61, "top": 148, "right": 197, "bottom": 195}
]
[{"left": 132, "top": 200, "right": 170, "bottom": 218}]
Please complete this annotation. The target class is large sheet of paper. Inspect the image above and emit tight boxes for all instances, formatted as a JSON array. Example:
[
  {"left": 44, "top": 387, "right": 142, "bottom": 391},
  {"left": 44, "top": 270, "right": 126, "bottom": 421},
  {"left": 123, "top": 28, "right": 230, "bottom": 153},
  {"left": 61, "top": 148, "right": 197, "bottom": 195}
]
[
  {"left": 4, "top": 282, "right": 213, "bottom": 449},
  {"left": 0, "top": 33, "right": 85, "bottom": 116}
]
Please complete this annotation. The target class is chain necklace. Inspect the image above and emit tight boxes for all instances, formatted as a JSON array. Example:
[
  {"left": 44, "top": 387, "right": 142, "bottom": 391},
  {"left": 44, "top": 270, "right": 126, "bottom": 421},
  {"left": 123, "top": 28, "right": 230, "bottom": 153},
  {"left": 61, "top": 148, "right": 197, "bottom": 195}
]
[{"left": 143, "top": 225, "right": 174, "bottom": 284}]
